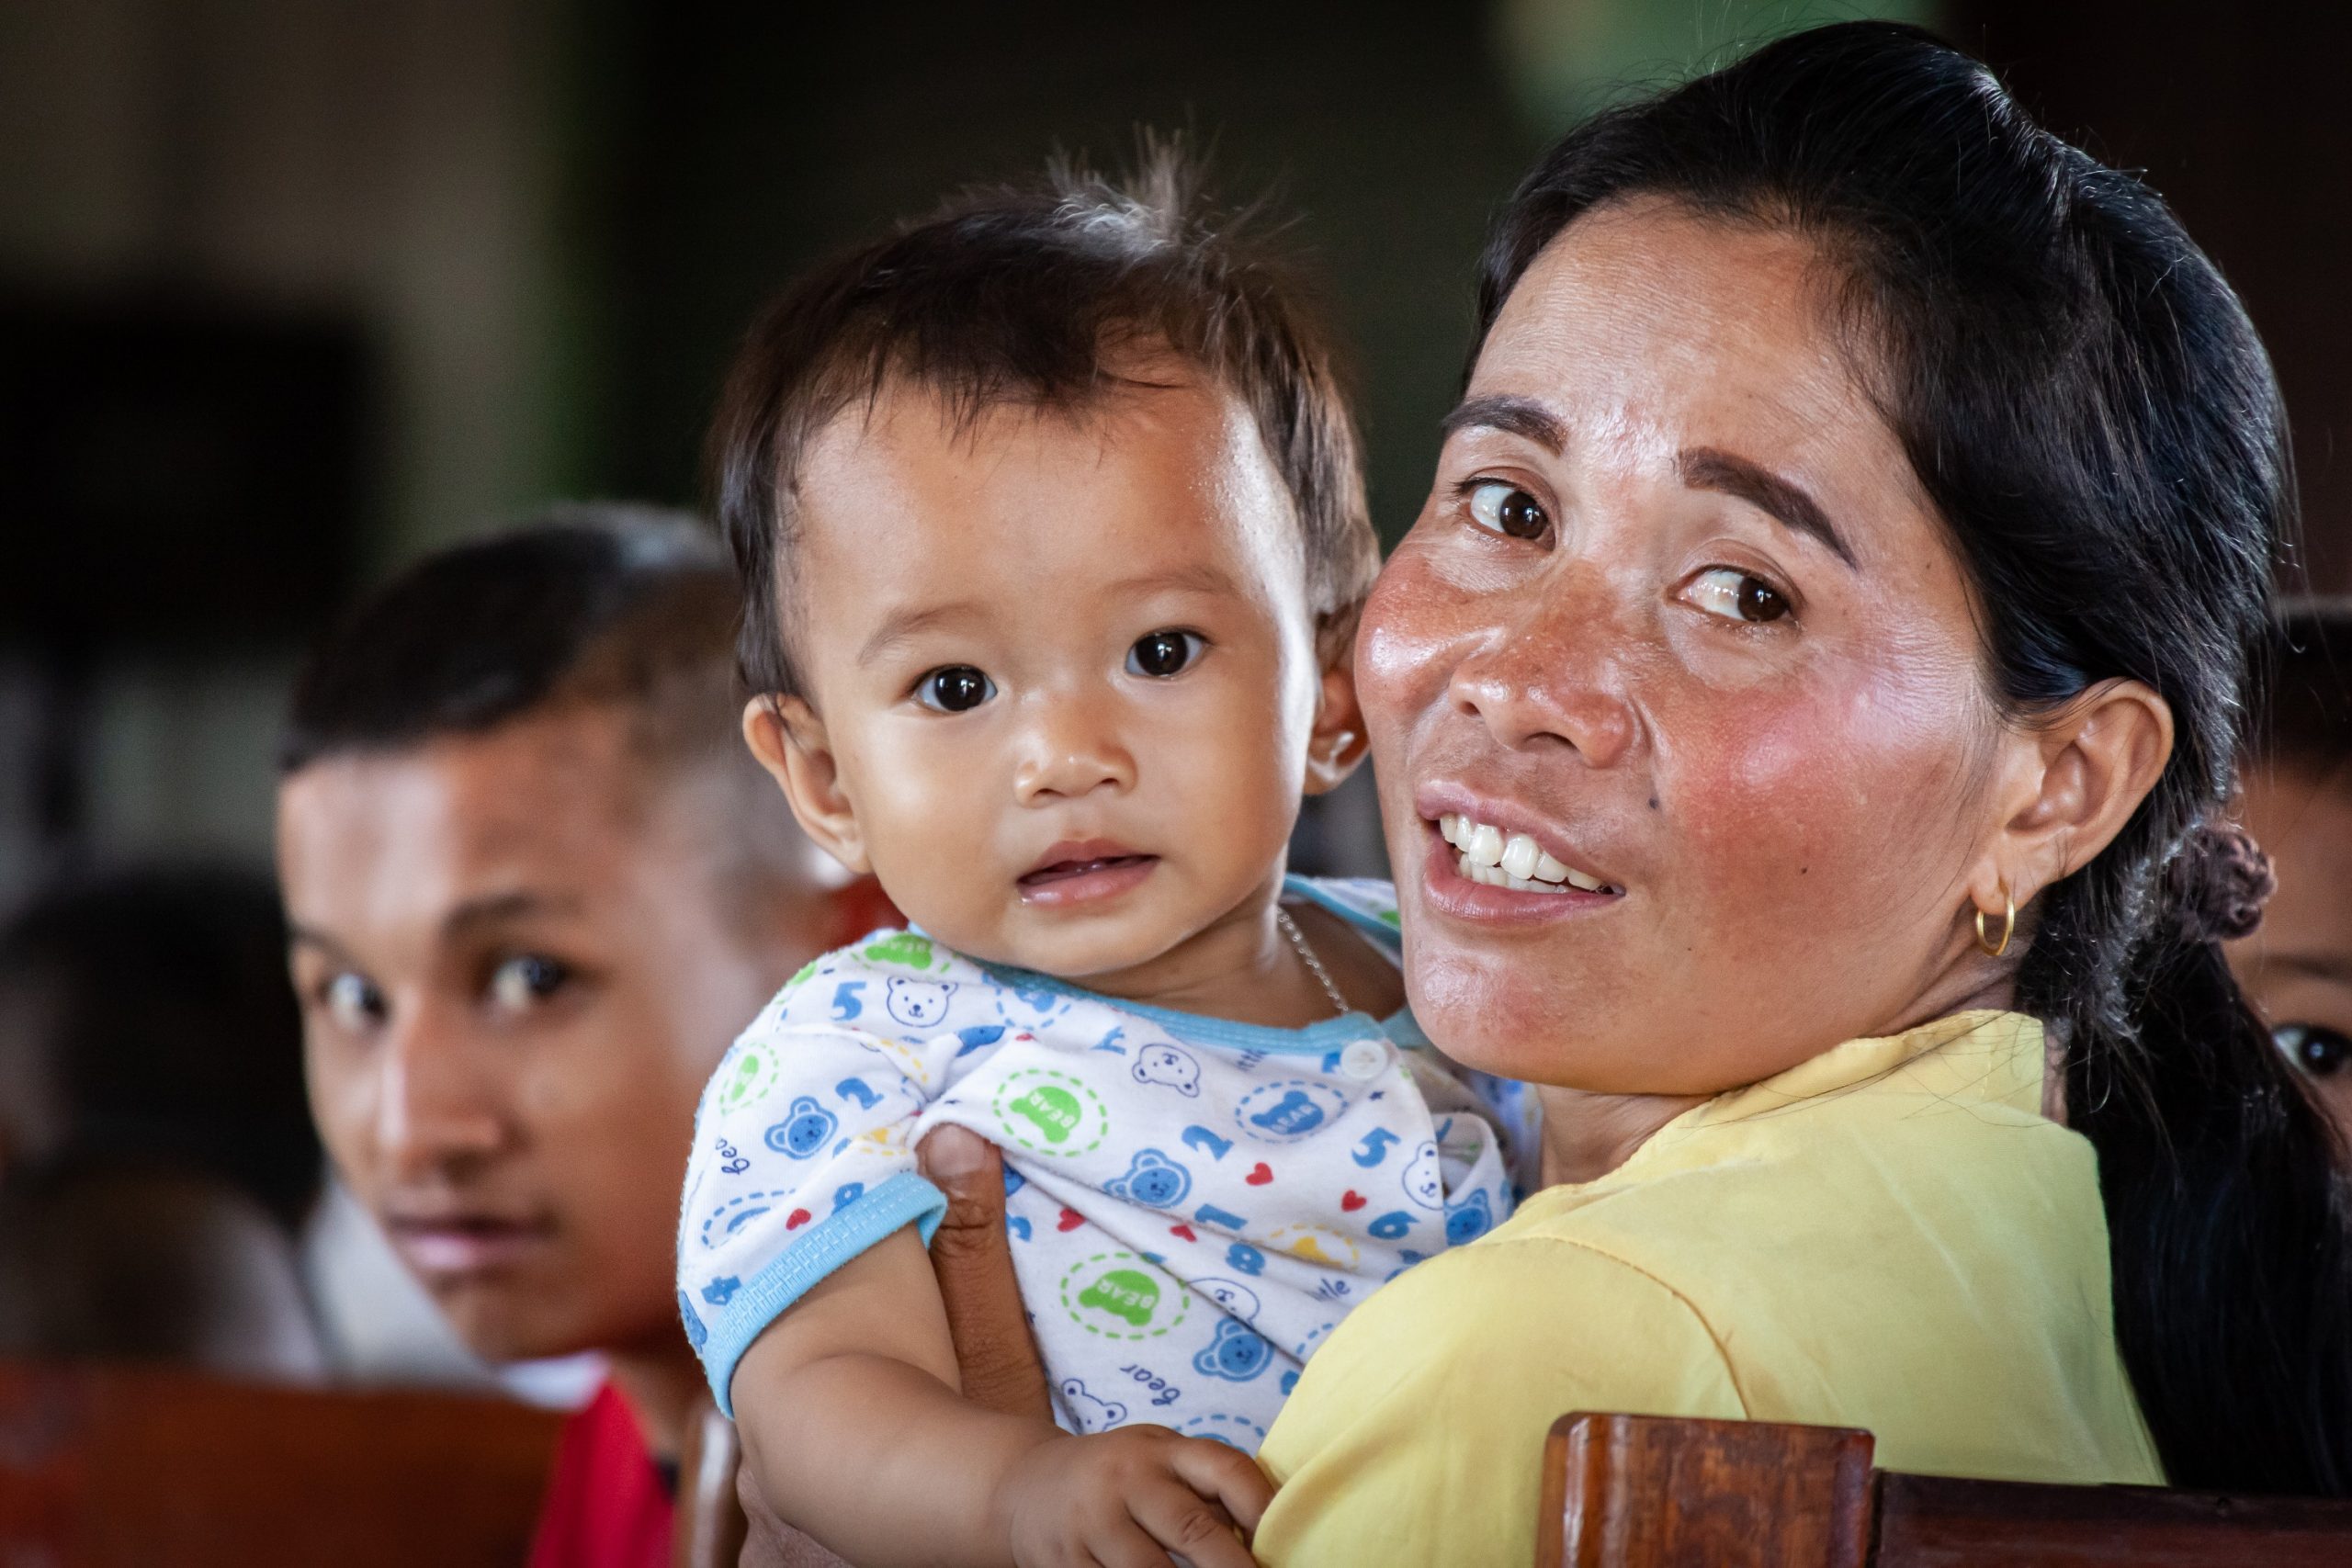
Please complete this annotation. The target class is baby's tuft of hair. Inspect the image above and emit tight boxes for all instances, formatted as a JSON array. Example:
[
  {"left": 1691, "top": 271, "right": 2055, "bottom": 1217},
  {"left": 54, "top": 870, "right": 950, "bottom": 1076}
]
[{"left": 707, "top": 139, "right": 1376, "bottom": 701}]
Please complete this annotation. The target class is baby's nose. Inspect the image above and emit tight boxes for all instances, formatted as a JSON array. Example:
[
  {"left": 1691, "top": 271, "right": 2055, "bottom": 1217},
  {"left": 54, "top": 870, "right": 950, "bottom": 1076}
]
[{"left": 1012, "top": 698, "right": 1136, "bottom": 802}]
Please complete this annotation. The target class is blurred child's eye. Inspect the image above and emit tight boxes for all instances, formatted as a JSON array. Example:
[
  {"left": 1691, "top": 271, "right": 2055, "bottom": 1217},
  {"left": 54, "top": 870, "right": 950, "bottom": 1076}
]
[
  {"left": 916, "top": 666, "right": 996, "bottom": 713},
  {"left": 1687, "top": 567, "right": 1792, "bottom": 624},
  {"left": 489, "top": 953, "right": 571, "bottom": 1013},
  {"left": 322, "top": 971, "right": 386, "bottom": 1033},
  {"left": 1125, "top": 630, "right": 1204, "bottom": 679},
  {"left": 1466, "top": 480, "right": 1548, "bottom": 540},
  {"left": 2278, "top": 1022, "right": 2350, "bottom": 1079}
]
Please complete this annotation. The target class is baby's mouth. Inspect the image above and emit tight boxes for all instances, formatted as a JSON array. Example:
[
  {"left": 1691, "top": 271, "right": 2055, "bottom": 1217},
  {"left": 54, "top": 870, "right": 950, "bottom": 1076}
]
[
  {"left": 1017, "top": 840, "right": 1162, "bottom": 907},
  {"left": 1020, "top": 852, "right": 1159, "bottom": 887}
]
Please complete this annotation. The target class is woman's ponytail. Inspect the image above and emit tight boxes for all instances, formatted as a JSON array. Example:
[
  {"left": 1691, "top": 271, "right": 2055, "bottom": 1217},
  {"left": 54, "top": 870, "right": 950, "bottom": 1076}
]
[{"left": 2052, "top": 827, "right": 2352, "bottom": 1494}]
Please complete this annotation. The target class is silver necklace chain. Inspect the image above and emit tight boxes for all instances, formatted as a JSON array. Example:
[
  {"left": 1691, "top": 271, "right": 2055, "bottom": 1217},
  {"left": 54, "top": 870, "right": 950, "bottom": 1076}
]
[{"left": 1275, "top": 905, "right": 1351, "bottom": 1018}]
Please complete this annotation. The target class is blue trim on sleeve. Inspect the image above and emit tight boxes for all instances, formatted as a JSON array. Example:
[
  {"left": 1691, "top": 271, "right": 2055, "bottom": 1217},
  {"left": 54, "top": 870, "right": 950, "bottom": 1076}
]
[{"left": 700, "top": 1169, "right": 946, "bottom": 1417}]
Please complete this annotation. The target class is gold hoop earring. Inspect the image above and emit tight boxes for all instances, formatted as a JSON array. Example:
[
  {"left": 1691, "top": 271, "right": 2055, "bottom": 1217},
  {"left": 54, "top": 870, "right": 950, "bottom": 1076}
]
[{"left": 1974, "top": 886, "right": 2016, "bottom": 959}]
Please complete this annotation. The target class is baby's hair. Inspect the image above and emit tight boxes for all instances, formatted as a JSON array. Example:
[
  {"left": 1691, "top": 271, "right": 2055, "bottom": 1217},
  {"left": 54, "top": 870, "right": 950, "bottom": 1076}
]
[{"left": 707, "top": 140, "right": 1376, "bottom": 701}]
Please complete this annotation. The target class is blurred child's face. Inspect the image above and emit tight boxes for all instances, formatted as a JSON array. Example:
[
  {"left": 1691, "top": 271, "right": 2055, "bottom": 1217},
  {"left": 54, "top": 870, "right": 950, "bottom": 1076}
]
[
  {"left": 2227, "top": 763, "right": 2352, "bottom": 1148},
  {"left": 755, "top": 365, "right": 1351, "bottom": 981}
]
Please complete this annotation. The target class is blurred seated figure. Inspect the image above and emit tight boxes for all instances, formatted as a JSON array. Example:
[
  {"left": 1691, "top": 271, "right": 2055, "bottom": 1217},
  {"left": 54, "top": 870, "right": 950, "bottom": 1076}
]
[
  {"left": 0, "top": 864, "right": 328, "bottom": 1377},
  {"left": 276, "top": 509, "right": 889, "bottom": 1568},
  {"left": 2230, "top": 599, "right": 2352, "bottom": 1145}
]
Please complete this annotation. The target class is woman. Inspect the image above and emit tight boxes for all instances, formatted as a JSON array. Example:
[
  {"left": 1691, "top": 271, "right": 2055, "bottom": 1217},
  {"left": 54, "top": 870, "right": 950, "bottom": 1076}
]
[{"left": 1250, "top": 22, "right": 2351, "bottom": 1564}]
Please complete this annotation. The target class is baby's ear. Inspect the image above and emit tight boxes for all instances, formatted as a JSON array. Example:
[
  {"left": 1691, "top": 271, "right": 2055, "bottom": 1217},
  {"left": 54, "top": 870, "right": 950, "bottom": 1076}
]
[
  {"left": 742, "top": 694, "right": 872, "bottom": 874},
  {"left": 1304, "top": 607, "right": 1370, "bottom": 796}
]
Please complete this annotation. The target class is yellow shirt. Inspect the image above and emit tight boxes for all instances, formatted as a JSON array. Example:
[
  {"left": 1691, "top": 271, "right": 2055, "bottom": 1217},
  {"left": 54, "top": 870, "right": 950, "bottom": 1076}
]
[{"left": 1255, "top": 1010, "right": 2160, "bottom": 1566}]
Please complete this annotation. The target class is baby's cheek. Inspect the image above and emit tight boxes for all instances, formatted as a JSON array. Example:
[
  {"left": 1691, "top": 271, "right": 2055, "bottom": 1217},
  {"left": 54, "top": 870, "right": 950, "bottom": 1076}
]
[{"left": 846, "top": 738, "right": 1009, "bottom": 940}]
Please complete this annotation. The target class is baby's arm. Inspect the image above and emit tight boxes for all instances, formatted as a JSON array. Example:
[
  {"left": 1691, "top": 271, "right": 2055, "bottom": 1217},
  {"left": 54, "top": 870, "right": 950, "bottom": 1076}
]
[{"left": 733, "top": 1225, "right": 1273, "bottom": 1568}]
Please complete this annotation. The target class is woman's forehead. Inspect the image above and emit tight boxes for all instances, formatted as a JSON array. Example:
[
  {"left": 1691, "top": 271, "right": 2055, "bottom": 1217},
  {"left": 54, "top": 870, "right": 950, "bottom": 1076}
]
[
  {"left": 1468, "top": 200, "right": 1934, "bottom": 552},
  {"left": 1483, "top": 206, "right": 1869, "bottom": 420}
]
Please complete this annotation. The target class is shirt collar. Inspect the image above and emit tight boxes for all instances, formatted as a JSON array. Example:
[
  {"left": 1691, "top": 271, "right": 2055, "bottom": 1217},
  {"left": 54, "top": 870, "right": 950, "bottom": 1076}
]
[{"left": 1661, "top": 1008, "right": 2047, "bottom": 1136}]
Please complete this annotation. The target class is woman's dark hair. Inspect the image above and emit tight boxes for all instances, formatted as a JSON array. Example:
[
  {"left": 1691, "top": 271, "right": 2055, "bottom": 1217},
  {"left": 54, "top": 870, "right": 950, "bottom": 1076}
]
[{"left": 1477, "top": 21, "right": 2349, "bottom": 1495}]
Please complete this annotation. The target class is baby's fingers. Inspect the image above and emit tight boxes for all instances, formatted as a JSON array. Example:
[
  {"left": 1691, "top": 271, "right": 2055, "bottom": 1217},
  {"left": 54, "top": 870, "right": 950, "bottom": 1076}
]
[
  {"left": 1125, "top": 1473, "right": 1257, "bottom": 1568},
  {"left": 1167, "top": 1439, "right": 1276, "bottom": 1537}
]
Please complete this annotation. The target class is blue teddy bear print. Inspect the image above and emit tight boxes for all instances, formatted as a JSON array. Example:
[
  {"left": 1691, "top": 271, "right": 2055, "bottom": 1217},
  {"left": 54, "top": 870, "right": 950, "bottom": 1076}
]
[
  {"left": 1103, "top": 1148, "right": 1192, "bottom": 1209},
  {"left": 764, "top": 1096, "right": 835, "bottom": 1158},
  {"left": 1193, "top": 1319, "right": 1273, "bottom": 1382}
]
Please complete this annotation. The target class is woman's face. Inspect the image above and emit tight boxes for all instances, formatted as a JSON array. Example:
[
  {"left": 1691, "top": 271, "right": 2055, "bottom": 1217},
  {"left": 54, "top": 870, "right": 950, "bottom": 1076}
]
[{"left": 1363, "top": 199, "right": 2007, "bottom": 1093}]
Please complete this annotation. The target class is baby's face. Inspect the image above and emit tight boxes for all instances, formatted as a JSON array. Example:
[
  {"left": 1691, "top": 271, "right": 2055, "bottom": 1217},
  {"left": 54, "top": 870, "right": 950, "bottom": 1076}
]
[{"left": 775, "top": 367, "right": 1335, "bottom": 980}]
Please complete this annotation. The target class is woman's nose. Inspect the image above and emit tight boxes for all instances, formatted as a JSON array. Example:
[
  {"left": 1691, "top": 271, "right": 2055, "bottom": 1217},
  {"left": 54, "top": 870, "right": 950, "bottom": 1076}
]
[
  {"left": 1446, "top": 590, "right": 1640, "bottom": 767},
  {"left": 1012, "top": 693, "right": 1137, "bottom": 805}
]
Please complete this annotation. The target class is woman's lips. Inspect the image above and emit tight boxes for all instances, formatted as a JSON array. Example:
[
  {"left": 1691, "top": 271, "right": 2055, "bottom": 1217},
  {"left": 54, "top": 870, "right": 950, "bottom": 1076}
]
[
  {"left": 1417, "top": 822, "right": 1621, "bottom": 925},
  {"left": 1018, "top": 840, "right": 1159, "bottom": 907},
  {"left": 386, "top": 1214, "right": 555, "bottom": 1278}
]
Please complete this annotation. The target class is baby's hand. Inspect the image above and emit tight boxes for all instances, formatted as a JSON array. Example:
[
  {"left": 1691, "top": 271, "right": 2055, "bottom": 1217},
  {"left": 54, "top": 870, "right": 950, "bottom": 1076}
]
[{"left": 995, "top": 1426, "right": 1273, "bottom": 1568}]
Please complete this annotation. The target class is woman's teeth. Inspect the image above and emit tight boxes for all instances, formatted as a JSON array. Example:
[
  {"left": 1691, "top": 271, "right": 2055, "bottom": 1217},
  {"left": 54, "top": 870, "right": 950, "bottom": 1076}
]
[{"left": 1436, "top": 814, "right": 1613, "bottom": 895}]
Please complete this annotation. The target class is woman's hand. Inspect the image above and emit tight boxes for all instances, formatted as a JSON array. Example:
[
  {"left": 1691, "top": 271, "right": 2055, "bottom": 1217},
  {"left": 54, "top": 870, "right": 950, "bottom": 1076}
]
[
  {"left": 994, "top": 1426, "right": 1272, "bottom": 1568},
  {"left": 920, "top": 1125, "right": 1053, "bottom": 1421}
]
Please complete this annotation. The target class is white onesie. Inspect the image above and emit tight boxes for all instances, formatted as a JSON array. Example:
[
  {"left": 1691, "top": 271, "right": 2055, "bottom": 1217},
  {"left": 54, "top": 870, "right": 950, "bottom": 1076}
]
[{"left": 676, "top": 876, "right": 1521, "bottom": 1453}]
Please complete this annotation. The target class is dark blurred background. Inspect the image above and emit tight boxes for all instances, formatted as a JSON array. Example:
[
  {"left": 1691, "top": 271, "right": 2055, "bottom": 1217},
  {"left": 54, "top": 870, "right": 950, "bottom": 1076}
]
[{"left": 3, "top": 0, "right": 2347, "bottom": 908}]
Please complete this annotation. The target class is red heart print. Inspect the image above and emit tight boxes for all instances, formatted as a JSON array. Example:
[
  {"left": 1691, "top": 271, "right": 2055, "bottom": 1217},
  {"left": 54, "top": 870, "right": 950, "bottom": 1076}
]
[
  {"left": 785, "top": 1208, "right": 812, "bottom": 1230},
  {"left": 1340, "top": 1190, "right": 1367, "bottom": 1212},
  {"left": 1057, "top": 1208, "right": 1085, "bottom": 1232},
  {"left": 1169, "top": 1224, "right": 1197, "bottom": 1242},
  {"left": 1246, "top": 1163, "right": 1273, "bottom": 1186}
]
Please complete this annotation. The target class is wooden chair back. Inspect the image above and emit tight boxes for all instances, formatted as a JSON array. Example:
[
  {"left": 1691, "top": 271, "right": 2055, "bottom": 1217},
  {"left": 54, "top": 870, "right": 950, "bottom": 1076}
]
[
  {"left": 0, "top": 1359, "right": 561, "bottom": 1568},
  {"left": 1540, "top": 1411, "right": 2352, "bottom": 1567}
]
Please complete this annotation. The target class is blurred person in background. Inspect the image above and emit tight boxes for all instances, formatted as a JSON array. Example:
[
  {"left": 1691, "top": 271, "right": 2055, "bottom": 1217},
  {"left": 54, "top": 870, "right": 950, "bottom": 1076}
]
[
  {"left": 275, "top": 510, "right": 893, "bottom": 1568},
  {"left": 0, "top": 863, "right": 327, "bottom": 1376},
  {"left": 2230, "top": 600, "right": 2352, "bottom": 1146}
]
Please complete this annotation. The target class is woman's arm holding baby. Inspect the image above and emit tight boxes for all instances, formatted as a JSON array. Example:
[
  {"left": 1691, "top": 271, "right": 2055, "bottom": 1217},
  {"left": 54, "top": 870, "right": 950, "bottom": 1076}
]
[{"left": 732, "top": 1227, "right": 1273, "bottom": 1568}]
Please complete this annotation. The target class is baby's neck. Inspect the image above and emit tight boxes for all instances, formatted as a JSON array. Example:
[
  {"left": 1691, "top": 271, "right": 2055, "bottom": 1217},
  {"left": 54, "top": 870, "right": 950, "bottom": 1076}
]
[{"left": 1061, "top": 873, "right": 1389, "bottom": 1028}]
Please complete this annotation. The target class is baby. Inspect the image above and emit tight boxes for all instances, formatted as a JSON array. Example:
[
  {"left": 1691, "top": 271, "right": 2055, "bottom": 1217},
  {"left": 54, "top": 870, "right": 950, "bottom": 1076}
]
[{"left": 676, "top": 155, "right": 1523, "bottom": 1568}]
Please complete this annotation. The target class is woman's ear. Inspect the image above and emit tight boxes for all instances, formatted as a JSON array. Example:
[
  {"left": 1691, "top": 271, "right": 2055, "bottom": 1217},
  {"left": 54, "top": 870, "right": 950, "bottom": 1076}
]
[
  {"left": 1977, "top": 679, "right": 2176, "bottom": 914},
  {"left": 741, "top": 695, "right": 871, "bottom": 874},
  {"left": 1303, "top": 623, "right": 1371, "bottom": 797}
]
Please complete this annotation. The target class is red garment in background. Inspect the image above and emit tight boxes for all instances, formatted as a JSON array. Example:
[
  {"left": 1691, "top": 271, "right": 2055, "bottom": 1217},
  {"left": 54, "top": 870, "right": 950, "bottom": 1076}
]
[{"left": 527, "top": 1382, "right": 673, "bottom": 1568}]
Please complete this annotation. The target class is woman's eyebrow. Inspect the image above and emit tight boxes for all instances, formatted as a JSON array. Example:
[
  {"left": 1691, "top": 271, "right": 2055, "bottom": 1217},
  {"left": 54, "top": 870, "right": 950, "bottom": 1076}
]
[
  {"left": 1679, "top": 446, "right": 1857, "bottom": 568},
  {"left": 1439, "top": 394, "right": 1568, "bottom": 454}
]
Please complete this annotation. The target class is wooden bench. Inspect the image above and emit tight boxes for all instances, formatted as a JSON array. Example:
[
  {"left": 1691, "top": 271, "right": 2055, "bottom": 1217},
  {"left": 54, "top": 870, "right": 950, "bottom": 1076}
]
[
  {"left": 1540, "top": 1412, "right": 2352, "bottom": 1567},
  {"left": 0, "top": 1360, "right": 562, "bottom": 1567}
]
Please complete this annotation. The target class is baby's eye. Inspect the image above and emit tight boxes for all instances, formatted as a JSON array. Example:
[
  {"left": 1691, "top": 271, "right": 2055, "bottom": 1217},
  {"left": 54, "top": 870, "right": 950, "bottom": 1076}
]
[
  {"left": 1125, "top": 630, "right": 1204, "bottom": 679},
  {"left": 915, "top": 666, "right": 996, "bottom": 713},
  {"left": 322, "top": 971, "right": 386, "bottom": 1034},
  {"left": 489, "top": 953, "right": 571, "bottom": 1013},
  {"left": 1687, "top": 567, "right": 1792, "bottom": 625},
  {"left": 1466, "top": 481, "right": 1548, "bottom": 540}
]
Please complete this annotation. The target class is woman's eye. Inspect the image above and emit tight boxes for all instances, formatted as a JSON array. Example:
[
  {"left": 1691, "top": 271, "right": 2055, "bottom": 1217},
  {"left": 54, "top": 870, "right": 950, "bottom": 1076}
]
[
  {"left": 1689, "top": 567, "right": 1792, "bottom": 624},
  {"left": 490, "top": 954, "right": 571, "bottom": 1012},
  {"left": 322, "top": 971, "right": 385, "bottom": 1033},
  {"left": 915, "top": 666, "right": 995, "bottom": 713},
  {"left": 2277, "top": 1022, "right": 2350, "bottom": 1079},
  {"left": 1125, "top": 630, "right": 1204, "bottom": 679},
  {"left": 1466, "top": 481, "right": 1549, "bottom": 540}
]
